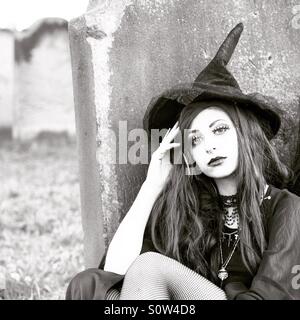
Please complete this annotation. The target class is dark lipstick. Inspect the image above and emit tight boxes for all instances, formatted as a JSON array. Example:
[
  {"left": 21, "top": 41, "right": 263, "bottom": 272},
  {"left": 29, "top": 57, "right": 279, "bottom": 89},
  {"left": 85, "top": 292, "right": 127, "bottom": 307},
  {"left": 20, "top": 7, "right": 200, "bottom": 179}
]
[{"left": 208, "top": 156, "right": 227, "bottom": 166}]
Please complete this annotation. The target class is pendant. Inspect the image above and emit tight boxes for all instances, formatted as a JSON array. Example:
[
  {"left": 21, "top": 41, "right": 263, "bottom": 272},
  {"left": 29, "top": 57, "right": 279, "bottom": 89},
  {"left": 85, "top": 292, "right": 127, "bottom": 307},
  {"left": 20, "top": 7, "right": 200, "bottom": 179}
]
[{"left": 218, "top": 267, "right": 228, "bottom": 281}]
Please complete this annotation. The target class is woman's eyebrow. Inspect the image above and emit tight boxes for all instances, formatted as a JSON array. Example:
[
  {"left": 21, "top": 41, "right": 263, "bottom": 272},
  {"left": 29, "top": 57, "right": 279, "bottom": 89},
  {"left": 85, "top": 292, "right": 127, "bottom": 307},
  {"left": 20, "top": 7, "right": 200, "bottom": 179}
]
[
  {"left": 187, "top": 129, "right": 200, "bottom": 136},
  {"left": 209, "top": 119, "right": 226, "bottom": 128},
  {"left": 188, "top": 119, "right": 227, "bottom": 136}
]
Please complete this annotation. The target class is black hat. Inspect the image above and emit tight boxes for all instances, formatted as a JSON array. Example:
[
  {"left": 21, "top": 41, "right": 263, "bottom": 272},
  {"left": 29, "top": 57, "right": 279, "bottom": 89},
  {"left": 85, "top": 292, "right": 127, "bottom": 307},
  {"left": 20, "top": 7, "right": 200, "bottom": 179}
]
[{"left": 143, "top": 23, "right": 281, "bottom": 140}]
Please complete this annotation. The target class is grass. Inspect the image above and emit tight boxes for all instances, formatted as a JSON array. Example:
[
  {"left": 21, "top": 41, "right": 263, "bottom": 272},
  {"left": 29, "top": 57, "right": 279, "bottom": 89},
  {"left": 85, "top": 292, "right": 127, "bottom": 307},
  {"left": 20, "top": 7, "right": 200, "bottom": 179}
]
[{"left": 0, "top": 135, "right": 84, "bottom": 299}]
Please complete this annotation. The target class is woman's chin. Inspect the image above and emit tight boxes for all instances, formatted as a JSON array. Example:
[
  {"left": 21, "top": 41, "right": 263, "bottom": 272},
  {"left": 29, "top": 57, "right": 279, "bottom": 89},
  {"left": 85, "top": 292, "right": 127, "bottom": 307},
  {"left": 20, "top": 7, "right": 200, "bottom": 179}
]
[{"left": 204, "top": 168, "right": 237, "bottom": 180}]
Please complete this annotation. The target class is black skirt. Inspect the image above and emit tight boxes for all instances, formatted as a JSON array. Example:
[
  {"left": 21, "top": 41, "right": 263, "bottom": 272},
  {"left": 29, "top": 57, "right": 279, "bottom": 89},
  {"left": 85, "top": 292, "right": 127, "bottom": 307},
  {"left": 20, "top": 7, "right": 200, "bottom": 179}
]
[{"left": 65, "top": 268, "right": 124, "bottom": 300}]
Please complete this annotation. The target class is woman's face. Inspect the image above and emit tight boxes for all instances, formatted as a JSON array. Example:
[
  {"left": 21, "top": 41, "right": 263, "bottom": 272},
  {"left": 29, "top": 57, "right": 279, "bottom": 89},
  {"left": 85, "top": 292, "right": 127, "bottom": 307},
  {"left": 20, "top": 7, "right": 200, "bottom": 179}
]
[{"left": 188, "top": 106, "right": 238, "bottom": 180}]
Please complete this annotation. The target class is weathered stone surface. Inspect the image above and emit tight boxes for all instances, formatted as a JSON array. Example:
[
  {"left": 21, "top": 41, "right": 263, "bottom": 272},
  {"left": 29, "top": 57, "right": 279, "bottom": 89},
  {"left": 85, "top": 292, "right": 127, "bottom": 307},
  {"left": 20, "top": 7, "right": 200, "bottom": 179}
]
[
  {"left": 70, "top": 0, "right": 300, "bottom": 267},
  {"left": 69, "top": 16, "right": 105, "bottom": 268},
  {"left": 0, "top": 29, "right": 14, "bottom": 135},
  {"left": 14, "top": 18, "right": 74, "bottom": 140}
]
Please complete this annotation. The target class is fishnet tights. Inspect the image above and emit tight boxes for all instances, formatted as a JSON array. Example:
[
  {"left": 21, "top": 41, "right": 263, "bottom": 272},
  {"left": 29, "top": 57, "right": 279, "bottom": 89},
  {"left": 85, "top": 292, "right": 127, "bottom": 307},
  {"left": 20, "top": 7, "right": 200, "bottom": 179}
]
[{"left": 105, "top": 252, "right": 227, "bottom": 300}]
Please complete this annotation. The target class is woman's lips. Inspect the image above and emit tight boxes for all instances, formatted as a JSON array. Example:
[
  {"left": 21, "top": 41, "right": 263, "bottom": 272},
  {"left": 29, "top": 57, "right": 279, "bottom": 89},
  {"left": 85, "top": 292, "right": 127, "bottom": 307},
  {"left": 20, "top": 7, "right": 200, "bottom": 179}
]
[{"left": 208, "top": 156, "right": 227, "bottom": 166}]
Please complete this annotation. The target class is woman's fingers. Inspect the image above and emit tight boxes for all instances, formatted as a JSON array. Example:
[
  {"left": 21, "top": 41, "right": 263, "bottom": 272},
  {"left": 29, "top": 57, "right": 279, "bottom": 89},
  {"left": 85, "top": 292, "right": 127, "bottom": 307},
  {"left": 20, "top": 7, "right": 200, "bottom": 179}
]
[
  {"left": 162, "top": 142, "right": 181, "bottom": 150},
  {"left": 155, "top": 142, "right": 181, "bottom": 160},
  {"left": 161, "top": 122, "right": 180, "bottom": 145},
  {"left": 153, "top": 122, "right": 181, "bottom": 160},
  {"left": 162, "top": 128, "right": 171, "bottom": 139},
  {"left": 168, "top": 121, "right": 179, "bottom": 137}
]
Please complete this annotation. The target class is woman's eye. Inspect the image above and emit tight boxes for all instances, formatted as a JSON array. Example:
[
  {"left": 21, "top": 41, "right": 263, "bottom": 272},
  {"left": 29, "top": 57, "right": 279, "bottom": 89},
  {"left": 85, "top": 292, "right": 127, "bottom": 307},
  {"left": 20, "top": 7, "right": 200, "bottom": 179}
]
[
  {"left": 191, "top": 135, "right": 202, "bottom": 145},
  {"left": 212, "top": 124, "right": 230, "bottom": 135}
]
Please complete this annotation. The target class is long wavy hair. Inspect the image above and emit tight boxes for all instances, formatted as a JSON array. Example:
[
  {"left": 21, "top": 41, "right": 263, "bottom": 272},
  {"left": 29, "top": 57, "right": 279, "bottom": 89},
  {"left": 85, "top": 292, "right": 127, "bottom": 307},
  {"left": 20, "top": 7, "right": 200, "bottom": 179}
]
[{"left": 148, "top": 101, "right": 290, "bottom": 283}]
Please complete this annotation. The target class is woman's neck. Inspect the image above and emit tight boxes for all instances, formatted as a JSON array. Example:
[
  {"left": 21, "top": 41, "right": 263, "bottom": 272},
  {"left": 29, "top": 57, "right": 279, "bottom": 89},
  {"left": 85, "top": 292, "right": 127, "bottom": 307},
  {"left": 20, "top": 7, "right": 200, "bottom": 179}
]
[{"left": 214, "top": 175, "right": 238, "bottom": 196}]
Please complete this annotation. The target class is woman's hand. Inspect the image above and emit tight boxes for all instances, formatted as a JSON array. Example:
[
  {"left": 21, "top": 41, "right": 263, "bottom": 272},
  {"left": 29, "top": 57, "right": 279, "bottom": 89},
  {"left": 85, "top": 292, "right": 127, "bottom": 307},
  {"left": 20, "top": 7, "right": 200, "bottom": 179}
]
[{"left": 145, "top": 121, "right": 181, "bottom": 191}]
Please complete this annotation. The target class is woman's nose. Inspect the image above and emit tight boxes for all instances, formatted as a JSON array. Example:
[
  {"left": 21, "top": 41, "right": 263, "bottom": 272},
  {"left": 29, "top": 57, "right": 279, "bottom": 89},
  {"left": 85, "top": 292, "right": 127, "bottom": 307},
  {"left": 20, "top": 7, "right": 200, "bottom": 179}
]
[{"left": 205, "top": 146, "right": 216, "bottom": 154}]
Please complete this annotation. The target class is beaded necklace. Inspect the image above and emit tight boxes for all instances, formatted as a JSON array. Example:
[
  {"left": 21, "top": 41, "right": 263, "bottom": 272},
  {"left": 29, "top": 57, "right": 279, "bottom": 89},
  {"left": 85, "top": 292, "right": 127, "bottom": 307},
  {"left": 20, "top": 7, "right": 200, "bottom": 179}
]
[
  {"left": 217, "top": 186, "right": 271, "bottom": 284},
  {"left": 220, "top": 194, "right": 239, "bottom": 229},
  {"left": 218, "top": 194, "right": 240, "bottom": 283}
]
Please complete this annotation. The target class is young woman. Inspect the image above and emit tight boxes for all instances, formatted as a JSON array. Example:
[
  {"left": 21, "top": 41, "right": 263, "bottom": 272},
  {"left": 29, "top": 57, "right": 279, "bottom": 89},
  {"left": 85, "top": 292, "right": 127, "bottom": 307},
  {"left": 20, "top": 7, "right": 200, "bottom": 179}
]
[{"left": 66, "top": 23, "right": 300, "bottom": 300}]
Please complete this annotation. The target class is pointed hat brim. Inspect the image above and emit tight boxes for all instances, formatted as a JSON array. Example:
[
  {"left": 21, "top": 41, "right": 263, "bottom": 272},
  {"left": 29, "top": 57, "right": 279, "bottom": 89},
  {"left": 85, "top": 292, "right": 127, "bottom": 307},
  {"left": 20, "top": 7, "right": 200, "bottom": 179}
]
[
  {"left": 143, "top": 23, "right": 281, "bottom": 139},
  {"left": 143, "top": 82, "right": 281, "bottom": 139}
]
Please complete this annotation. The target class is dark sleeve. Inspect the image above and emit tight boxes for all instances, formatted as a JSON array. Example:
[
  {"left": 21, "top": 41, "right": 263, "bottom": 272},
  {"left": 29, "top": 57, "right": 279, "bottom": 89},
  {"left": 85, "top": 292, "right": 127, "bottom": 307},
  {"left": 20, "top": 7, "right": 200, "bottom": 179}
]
[
  {"left": 140, "top": 221, "right": 158, "bottom": 254},
  {"left": 225, "top": 203, "right": 300, "bottom": 300}
]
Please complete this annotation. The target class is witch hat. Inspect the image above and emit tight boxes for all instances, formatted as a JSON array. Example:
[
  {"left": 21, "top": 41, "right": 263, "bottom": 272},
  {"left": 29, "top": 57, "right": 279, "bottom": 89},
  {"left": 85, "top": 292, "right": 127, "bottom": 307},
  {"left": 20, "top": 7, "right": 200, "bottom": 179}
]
[{"left": 143, "top": 23, "right": 280, "bottom": 139}]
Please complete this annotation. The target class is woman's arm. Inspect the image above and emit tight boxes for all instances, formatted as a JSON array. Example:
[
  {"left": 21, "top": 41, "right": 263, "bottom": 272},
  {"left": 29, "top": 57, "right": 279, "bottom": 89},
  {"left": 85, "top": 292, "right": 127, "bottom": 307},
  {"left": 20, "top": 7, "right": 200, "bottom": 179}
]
[
  {"left": 103, "top": 182, "right": 161, "bottom": 275},
  {"left": 103, "top": 123, "right": 180, "bottom": 275}
]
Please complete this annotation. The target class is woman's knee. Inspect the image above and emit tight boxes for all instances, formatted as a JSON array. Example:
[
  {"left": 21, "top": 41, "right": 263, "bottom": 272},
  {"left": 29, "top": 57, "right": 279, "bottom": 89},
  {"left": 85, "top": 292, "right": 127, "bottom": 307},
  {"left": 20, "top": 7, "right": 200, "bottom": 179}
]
[{"left": 126, "top": 251, "right": 166, "bottom": 278}]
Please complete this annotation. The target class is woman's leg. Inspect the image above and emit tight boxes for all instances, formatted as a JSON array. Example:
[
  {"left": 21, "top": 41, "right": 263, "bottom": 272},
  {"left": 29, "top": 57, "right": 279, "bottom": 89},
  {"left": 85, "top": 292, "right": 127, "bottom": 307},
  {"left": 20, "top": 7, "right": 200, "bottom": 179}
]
[
  {"left": 119, "top": 252, "right": 227, "bottom": 300},
  {"left": 105, "top": 288, "right": 121, "bottom": 300}
]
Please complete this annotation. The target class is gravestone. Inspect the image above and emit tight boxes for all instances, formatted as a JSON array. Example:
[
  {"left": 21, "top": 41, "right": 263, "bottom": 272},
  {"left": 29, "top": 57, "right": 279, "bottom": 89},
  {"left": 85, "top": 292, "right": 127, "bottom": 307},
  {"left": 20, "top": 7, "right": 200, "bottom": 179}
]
[
  {"left": 14, "top": 18, "right": 74, "bottom": 140},
  {"left": 69, "top": 0, "right": 300, "bottom": 268}
]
